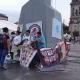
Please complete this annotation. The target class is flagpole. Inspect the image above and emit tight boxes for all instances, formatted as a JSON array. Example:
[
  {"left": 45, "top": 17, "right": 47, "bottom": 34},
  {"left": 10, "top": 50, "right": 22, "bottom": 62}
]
[{"left": 55, "top": 0, "right": 56, "bottom": 9}]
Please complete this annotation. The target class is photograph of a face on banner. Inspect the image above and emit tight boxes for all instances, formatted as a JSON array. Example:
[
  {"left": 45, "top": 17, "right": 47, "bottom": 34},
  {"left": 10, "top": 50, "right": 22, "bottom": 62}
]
[
  {"left": 26, "top": 21, "right": 46, "bottom": 48},
  {"left": 29, "top": 24, "right": 41, "bottom": 36}
]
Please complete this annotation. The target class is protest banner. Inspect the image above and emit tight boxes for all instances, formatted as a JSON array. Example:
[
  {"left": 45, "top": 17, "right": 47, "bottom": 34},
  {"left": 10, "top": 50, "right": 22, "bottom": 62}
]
[
  {"left": 57, "top": 41, "right": 71, "bottom": 61},
  {"left": 20, "top": 41, "right": 70, "bottom": 68},
  {"left": 20, "top": 43, "right": 60, "bottom": 68},
  {"left": 20, "top": 42, "right": 37, "bottom": 67},
  {"left": 40, "top": 48, "right": 60, "bottom": 67}
]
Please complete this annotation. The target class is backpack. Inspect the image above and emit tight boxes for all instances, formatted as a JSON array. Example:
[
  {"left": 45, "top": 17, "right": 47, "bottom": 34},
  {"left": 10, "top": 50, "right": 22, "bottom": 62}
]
[
  {"left": 0, "top": 34, "right": 3, "bottom": 48},
  {"left": 0, "top": 34, "right": 9, "bottom": 49},
  {"left": 3, "top": 34, "right": 8, "bottom": 49}
]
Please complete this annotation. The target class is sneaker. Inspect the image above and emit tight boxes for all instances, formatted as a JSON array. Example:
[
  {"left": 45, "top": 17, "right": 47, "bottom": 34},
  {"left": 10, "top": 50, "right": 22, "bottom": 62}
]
[{"left": 0, "top": 67, "right": 7, "bottom": 70}]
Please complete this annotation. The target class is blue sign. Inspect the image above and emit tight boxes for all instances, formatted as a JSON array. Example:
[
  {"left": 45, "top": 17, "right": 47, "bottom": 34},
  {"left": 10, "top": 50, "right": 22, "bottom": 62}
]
[{"left": 52, "top": 18, "right": 62, "bottom": 39}]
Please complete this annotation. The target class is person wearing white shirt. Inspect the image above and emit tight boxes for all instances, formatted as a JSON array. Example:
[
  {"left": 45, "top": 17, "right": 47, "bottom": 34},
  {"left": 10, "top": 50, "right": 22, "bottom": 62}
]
[
  {"left": 23, "top": 30, "right": 33, "bottom": 41},
  {"left": 13, "top": 31, "right": 21, "bottom": 60}
]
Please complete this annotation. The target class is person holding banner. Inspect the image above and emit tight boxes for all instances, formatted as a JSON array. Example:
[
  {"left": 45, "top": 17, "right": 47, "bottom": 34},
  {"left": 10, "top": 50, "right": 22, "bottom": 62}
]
[
  {"left": 29, "top": 32, "right": 45, "bottom": 70},
  {"left": 33, "top": 31, "right": 46, "bottom": 49},
  {"left": 57, "top": 39, "right": 69, "bottom": 62}
]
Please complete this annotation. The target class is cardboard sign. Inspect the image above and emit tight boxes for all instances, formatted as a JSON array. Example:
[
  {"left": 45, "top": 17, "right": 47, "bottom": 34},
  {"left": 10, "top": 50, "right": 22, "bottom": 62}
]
[
  {"left": 20, "top": 42, "right": 37, "bottom": 67},
  {"left": 57, "top": 41, "right": 71, "bottom": 61}
]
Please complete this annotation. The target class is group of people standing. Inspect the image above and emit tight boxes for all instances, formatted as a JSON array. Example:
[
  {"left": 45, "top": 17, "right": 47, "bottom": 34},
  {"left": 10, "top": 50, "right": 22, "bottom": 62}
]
[{"left": 0, "top": 27, "right": 46, "bottom": 70}]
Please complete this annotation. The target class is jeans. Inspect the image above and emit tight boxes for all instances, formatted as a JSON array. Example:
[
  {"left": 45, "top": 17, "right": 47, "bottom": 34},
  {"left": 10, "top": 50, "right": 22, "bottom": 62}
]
[{"left": 0, "top": 49, "right": 8, "bottom": 67}]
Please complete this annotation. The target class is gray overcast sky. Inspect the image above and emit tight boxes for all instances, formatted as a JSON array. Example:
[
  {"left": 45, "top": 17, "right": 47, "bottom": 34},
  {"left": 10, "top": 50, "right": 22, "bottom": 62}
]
[{"left": 0, "top": 0, "right": 71, "bottom": 25}]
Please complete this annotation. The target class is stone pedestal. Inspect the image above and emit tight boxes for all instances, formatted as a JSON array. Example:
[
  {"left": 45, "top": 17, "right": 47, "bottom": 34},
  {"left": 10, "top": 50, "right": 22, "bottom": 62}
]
[{"left": 19, "top": 0, "right": 62, "bottom": 48}]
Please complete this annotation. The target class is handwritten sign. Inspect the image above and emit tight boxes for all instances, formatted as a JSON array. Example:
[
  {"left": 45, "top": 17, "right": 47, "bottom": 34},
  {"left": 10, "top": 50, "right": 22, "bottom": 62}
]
[
  {"left": 20, "top": 42, "right": 37, "bottom": 67},
  {"left": 40, "top": 48, "right": 59, "bottom": 67}
]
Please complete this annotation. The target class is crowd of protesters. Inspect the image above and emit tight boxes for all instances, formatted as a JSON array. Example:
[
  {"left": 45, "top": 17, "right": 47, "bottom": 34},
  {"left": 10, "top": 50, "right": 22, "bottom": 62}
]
[
  {"left": 0, "top": 27, "right": 46, "bottom": 70},
  {"left": 0, "top": 27, "right": 74, "bottom": 71}
]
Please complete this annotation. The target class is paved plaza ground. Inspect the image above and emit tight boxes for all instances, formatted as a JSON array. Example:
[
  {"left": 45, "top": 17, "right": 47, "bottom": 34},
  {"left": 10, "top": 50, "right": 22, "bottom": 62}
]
[{"left": 0, "top": 43, "right": 80, "bottom": 80}]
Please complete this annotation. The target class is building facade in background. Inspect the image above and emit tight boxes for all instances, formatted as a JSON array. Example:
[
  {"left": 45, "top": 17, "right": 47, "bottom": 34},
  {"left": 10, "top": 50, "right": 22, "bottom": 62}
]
[
  {"left": 69, "top": 0, "right": 80, "bottom": 34},
  {"left": 0, "top": 13, "right": 8, "bottom": 21}
]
